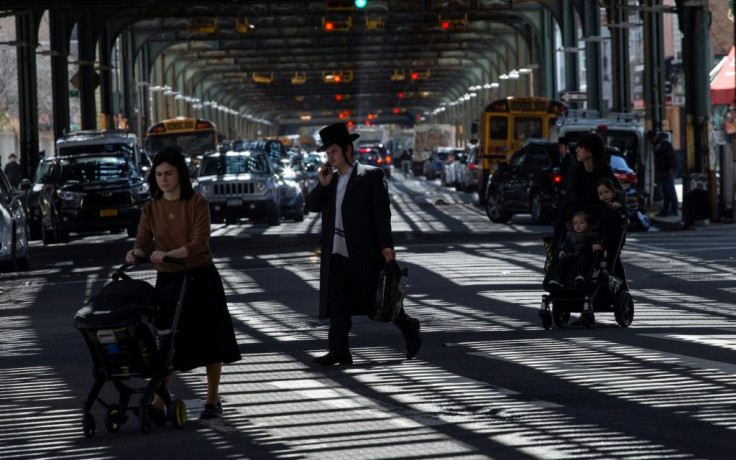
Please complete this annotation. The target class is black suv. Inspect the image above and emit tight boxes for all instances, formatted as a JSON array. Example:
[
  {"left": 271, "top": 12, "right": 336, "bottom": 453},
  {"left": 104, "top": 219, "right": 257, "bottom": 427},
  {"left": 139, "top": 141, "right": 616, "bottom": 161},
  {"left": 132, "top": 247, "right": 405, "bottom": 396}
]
[
  {"left": 31, "top": 153, "right": 151, "bottom": 244},
  {"left": 484, "top": 141, "right": 562, "bottom": 224}
]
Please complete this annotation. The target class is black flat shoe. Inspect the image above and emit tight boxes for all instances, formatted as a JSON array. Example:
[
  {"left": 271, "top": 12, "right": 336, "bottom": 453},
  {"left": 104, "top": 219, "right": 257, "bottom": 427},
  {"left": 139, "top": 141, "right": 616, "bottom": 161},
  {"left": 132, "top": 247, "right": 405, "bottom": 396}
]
[
  {"left": 312, "top": 351, "right": 353, "bottom": 366},
  {"left": 146, "top": 404, "right": 166, "bottom": 426},
  {"left": 200, "top": 400, "right": 223, "bottom": 420}
]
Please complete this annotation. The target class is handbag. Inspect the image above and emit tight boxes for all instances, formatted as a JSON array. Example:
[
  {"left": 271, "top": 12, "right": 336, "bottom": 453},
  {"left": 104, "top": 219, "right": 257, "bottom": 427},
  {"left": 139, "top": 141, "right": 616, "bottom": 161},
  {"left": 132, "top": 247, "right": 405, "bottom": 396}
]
[{"left": 370, "top": 259, "right": 408, "bottom": 322}]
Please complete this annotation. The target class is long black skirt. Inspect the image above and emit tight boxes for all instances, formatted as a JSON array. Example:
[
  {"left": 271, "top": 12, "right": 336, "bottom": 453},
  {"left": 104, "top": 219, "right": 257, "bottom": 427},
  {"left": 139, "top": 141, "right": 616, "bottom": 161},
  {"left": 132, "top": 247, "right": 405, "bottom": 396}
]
[{"left": 156, "top": 263, "right": 241, "bottom": 372}]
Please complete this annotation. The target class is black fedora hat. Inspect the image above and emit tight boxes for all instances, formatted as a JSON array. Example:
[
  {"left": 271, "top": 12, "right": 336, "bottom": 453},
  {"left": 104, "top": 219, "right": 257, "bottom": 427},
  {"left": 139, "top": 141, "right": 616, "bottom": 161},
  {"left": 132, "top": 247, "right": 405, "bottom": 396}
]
[{"left": 316, "top": 123, "right": 360, "bottom": 152}]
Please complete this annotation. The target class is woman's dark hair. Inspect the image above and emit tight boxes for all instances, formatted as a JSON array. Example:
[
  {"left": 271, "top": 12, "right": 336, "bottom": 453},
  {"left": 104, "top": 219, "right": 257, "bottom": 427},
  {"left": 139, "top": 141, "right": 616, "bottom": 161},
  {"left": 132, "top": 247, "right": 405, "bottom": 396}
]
[
  {"left": 596, "top": 177, "right": 618, "bottom": 196},
  {"left": 576, "top": 132, "right": 608, "bottom": 172},
  {"left": 148, "top": 147, "right": 194, "bottom": 200},
  {"left": 336, "top": 141, "right": 355, "bottom": 165}
]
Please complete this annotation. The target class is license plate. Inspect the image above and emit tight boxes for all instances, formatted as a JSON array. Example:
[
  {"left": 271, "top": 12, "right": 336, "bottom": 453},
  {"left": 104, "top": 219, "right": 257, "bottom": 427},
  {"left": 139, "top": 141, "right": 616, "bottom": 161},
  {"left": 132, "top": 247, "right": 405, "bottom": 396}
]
[
  {"left": 226, "top": 199, "right": 243, "bottom": 207},
  {"left": 100, "top": 209, "right": 118, "bottom": 217}
]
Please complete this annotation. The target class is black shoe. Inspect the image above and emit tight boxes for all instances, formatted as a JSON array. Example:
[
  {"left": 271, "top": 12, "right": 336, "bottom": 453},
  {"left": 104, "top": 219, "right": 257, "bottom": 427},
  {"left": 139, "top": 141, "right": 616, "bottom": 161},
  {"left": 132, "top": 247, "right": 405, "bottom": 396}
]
[
  {"left": 404, "top": 318, "right": 422, "bottom": 360},
  {"left": 200, "top": 400, "right": 223, "bottom": 420},
  {"left": 312, "top": 351, "right": 353, "bottom": 366},
  {"left": 146, "top": 404, "right": 167, "bottom": 426}
]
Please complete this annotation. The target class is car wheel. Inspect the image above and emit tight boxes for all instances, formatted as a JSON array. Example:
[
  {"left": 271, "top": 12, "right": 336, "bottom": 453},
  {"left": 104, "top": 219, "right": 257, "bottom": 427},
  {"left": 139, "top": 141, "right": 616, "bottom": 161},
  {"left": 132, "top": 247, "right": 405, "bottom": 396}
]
[
  {"left": 267, "top": 207, "right": 281, "bottom": 226},
  {"left": 530, "top": 192, "right": 548, "bottom": 225},
  {"left": 41, "top": 217, "right": 56, "bottom": 245},
  {"left": 485, "top": 190, "right": 513, "bottom": 224}
]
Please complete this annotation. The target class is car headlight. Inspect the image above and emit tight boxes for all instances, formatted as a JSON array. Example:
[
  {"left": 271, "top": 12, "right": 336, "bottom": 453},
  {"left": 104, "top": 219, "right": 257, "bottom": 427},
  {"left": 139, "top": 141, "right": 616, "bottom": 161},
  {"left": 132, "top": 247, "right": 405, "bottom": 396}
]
[
  {"left": 130, "top": 182, "right": 150, "bottom": 197},
  {"left": 57, "top": 190, "right": 83, "bottom": 202},
  {"left": 255, "top": 181, "right": 267, "bottom": 193},
  {"left": 200, "top": 183, "right": 211, "bottom": 195}
]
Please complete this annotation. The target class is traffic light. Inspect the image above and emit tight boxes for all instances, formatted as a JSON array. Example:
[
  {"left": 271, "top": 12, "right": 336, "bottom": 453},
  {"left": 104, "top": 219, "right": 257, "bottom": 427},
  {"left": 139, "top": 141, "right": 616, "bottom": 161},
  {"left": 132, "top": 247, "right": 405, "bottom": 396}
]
[
  {"left": 324, "top": 20, "right": 335, "bottom": 31},
  {"left": 355, "top": 0, "right": 367, "bottom": 7}
]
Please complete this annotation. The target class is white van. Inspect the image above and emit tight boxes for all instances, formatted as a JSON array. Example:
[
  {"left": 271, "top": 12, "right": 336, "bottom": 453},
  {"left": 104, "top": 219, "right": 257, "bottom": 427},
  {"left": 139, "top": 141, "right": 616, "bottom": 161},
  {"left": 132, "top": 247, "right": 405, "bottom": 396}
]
[{"left": 558, "top": 111, "right": 654, "bottom": 207}]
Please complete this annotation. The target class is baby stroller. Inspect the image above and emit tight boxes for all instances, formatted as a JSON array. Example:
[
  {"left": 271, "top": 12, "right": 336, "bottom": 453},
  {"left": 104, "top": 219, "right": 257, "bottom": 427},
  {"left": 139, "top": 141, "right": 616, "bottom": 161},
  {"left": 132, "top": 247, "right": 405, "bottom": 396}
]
[
  {"left": 539, "top": 208, "right": 634, "bottom": 329},
  {"left": 75, "top": 257, "right": 188, "bottom": 438}
]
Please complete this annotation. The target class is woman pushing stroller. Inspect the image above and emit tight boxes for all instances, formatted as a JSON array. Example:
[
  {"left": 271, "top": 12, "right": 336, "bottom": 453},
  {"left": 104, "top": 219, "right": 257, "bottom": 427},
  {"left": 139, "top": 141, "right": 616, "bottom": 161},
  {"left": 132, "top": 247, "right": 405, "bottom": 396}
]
[{"left": 549, "top": 133, "right": 628, "bottom": 288}]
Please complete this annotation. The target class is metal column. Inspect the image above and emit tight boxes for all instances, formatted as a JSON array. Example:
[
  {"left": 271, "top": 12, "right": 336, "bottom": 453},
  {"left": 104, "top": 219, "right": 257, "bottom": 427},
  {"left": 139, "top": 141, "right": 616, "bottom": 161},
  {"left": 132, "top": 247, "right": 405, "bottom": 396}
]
[{"left": 15, "top": 11, "right": 41, "bottom": 179}]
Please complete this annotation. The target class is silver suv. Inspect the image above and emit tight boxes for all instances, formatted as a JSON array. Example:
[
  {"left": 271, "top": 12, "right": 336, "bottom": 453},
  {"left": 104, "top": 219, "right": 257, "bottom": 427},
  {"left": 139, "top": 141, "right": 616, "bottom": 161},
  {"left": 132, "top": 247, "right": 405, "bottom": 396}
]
[{"left": 195, "top": 150, "right": 281, "bottom": 226}]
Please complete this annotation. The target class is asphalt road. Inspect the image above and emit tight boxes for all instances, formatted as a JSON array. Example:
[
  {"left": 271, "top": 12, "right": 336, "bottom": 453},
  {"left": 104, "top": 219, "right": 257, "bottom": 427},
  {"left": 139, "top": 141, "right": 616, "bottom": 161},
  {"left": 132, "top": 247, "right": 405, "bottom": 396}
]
[{"left": 2, "top": 174, "right": 736, "bottom": 459}]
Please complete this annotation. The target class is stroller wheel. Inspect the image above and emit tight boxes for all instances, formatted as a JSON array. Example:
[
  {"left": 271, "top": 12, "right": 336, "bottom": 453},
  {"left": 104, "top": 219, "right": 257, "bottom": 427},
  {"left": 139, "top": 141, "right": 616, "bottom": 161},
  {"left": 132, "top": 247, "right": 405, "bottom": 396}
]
[
  {"left": 539, "top": 310, "right": 552, "bottom": 330},
  {"left": 582, "top": 310, "right": 595, "bottom": 328},
  {"left": 614, "top": 291, "right": 634, "bottom": 328},
  {"left": 552, "top": 305, "right": 570, "bottom": 328},
  {"left": 105, "top": 404, "right": 122, "bottom": 433},
  {"left": 83, "top": 413, "right": 96, "bottom": 439},
  {"left": 170, "top": 398, "right": 188, "bottom": 429}
]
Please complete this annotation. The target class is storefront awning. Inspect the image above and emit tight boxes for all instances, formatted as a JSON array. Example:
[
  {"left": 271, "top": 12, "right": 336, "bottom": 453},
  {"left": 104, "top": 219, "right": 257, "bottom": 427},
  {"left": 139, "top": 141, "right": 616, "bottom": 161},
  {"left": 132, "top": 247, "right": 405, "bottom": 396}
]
[{"left": 711, "top": 46, "right": 736, "bottom": 106}]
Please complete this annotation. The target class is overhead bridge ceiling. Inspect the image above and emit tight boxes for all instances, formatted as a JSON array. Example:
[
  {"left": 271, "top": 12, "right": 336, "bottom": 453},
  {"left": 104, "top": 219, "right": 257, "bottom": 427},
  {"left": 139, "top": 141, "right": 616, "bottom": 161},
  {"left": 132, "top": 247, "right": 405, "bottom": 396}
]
[{"left": 7, "top": 1, "right": 548, "bottom": 129}]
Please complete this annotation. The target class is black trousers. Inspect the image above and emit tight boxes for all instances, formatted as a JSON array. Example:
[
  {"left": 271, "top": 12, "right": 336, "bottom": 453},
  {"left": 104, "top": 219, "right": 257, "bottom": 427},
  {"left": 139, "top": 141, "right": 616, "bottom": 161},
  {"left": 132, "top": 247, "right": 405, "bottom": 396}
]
[{"left": 328, "top": 254, "right": 412, "bottom": 353}]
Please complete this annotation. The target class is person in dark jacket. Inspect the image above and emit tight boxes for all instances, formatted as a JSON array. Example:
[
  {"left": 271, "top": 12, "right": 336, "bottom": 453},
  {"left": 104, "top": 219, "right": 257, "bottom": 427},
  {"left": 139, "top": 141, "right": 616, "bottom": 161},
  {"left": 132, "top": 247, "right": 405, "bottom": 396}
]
[
  {"left": 548, "top": 211, "right": 600, "bottom": 289},
  {"left": 3, "top": 153, "right": 21, "bottom": 188},
  {"left": 305, "top": 122, "right": 421, "bottom": 366},
  {"left": 648, "top": 130, "right": 678, "bottom": 217}
]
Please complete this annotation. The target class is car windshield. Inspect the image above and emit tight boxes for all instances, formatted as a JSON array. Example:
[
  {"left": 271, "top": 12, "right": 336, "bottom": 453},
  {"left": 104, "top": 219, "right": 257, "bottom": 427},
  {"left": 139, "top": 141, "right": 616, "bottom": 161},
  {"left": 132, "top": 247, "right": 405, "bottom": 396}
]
[
  {"left": 58, "top": 155, "right": 138, "bottom": 182},
  {"left": 199, "top": 154, "right": 271, "bottom": 176}
]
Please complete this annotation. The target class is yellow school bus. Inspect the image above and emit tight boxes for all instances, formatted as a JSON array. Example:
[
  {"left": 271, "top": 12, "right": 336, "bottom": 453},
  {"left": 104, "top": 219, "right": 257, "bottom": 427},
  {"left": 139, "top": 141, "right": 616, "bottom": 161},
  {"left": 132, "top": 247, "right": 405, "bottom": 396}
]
[
  {"left": 144, "top": 117, "right": 220, "bottom": 162},
  {"left": 478, "top": 97, "right": 568, "bottom": 203}
]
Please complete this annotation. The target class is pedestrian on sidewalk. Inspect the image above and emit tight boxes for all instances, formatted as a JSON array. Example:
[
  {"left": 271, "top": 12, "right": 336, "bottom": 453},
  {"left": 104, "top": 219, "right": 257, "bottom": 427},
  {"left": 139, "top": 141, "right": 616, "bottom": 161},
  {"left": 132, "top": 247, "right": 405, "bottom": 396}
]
[
  {"left": 648, "top": 130, "right": 678, "bottom": 217},
  {"left": 306, "top": 122, "right": 421, "bottom": 366},
  {"left": 3, "top": 153, "right": 21, "bottom": 188}
]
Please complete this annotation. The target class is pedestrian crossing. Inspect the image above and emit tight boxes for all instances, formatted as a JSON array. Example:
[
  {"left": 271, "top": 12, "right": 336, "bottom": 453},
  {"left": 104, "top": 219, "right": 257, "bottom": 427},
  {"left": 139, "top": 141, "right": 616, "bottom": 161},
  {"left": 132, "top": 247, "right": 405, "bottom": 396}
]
[{"left": 3, "top": 226, "right": 736, "bottom": 458}]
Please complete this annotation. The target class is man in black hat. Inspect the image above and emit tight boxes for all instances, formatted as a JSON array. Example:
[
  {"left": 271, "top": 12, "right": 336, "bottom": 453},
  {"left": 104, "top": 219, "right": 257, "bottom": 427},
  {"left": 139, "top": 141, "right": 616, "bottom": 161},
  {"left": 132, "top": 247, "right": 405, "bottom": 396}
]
[
  {"left": 305, "top": 122, "right": 421, "bottom": 366},
  {"left": 647, "top": 130, "right": 678, "bottom": 217}
]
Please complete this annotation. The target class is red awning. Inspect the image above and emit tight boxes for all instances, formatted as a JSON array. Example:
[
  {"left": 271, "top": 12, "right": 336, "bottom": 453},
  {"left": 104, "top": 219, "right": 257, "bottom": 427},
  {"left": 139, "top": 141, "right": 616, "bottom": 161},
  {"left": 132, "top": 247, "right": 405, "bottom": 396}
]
[{"left": 711, "top": 46, "right": 736, "bottom": 106}]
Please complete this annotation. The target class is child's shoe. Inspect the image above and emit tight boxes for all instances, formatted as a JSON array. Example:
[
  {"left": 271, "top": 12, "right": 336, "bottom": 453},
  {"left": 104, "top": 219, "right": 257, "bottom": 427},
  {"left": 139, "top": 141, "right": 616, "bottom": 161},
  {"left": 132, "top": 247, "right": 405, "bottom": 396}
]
[{"left": 574, "top": 275, "right": 585, "bottom": 287}]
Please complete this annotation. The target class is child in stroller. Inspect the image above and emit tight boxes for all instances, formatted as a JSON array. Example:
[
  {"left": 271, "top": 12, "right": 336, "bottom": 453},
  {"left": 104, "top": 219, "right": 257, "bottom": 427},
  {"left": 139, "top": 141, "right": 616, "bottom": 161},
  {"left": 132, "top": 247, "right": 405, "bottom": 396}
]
[
  {"left": 547, "top": 211, "right": 601, "bottom": 289},
  {"left": 75, "top": 257, "right": 189, "bottom": 438},
  {"left": 539, "top": 195, "right": 634, "bottom": 329}
]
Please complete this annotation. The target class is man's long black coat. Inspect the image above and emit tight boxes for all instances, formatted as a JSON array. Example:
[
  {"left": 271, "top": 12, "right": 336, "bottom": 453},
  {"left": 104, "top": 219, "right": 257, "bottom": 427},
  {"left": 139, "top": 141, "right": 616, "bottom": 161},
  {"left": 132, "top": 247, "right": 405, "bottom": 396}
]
[{"left": 305, "top": 162, "right": 393, "bottom": 320}]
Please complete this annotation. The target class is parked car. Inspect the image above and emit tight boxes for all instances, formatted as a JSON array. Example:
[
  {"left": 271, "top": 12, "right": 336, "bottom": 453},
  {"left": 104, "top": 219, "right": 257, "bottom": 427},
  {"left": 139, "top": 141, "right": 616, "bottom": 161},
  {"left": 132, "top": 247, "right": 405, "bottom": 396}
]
[
  {"left": 456, "top": 145, "right": 480, "bottom": 192},
  {"left": 355, "top": 142, "right": 392, "bottom": 178},
  {"left": 0, "top": 167, "right": 30, "bottom": 271},
  {"left": 32, "top": 153, "right": 150, "bottom": 245},
  {"left": 272, "top": 156, "right": 307, "bottom": 222},
  {"left": 195, "top": 150, "right": 281, "bottom": 226},
  {"left": 423, "top": 147, "right": 461, "bottom": 180},
  {"left": 609, "top": 151, "right": 639, "bottom": 212},
  {"left": 484, "top": 142, "right": 562, "bottom": 224}
]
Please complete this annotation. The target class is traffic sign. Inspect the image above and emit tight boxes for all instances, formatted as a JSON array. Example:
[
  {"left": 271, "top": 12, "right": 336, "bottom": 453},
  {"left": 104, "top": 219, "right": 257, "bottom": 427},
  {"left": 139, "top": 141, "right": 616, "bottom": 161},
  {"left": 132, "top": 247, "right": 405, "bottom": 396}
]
[{"left": 560, "top": 91, "right": 588, "bottom": 103}]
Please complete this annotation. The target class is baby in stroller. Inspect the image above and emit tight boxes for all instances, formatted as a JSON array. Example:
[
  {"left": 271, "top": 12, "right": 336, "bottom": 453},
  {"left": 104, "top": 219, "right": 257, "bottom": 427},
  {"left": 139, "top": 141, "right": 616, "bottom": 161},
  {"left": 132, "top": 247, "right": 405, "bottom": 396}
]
[
  {"left": 540, "top": 185, "right": 634, "bottom": 328},
  {"left": 547, "top": 211, "right": 601, "bottom": 289}
]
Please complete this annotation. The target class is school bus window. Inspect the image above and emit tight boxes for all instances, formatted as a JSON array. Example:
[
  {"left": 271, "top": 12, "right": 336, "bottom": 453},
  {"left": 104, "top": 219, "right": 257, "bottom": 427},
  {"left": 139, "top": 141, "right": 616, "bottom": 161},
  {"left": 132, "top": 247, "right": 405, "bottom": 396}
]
[
  {"left": 514, "top": 117, "right": 543, "bottom": 140},
  {"left": 489, "top": 117, "right": 507, "bottom": 140}
]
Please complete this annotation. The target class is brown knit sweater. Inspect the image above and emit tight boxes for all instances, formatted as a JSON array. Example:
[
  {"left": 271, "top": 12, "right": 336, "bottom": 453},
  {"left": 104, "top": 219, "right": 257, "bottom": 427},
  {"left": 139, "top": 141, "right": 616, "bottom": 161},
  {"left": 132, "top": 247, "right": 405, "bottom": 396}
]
[{"left": 134, "top": 193, "right": 213, "bottom": 272}]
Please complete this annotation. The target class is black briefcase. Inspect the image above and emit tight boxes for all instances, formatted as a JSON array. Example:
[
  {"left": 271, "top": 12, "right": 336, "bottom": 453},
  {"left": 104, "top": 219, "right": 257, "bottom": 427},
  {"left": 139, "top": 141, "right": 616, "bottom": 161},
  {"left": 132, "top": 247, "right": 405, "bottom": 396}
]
[{"left": 370, "top": 259, "right": 408, "bottom": 322}]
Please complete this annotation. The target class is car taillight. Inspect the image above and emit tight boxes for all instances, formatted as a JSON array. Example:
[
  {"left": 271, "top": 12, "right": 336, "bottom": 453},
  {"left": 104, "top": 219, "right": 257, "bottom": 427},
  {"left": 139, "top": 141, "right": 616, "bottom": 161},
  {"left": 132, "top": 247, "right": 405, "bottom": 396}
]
[
  {"left": 468, "top": 163, "right": 477, "bottom": 171},
  {"left": 549, "top": 171, "right": 562, "bottom": 183},
  {"left": 385, "top": 155, "right": 392, "bottom": 164},
  {"left": 616, "top": 172, "right": 637, "bottom": 183},
  {"left": 376, "top": 157, "right": 384, "bottom": 164}
]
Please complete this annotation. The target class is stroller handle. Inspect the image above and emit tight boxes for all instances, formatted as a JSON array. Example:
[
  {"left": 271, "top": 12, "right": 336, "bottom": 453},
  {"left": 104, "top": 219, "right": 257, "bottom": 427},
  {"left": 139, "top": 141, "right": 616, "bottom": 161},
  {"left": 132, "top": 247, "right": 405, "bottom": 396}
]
[{"left": 114, "top": 255, "right": 190, "bottom": 280}]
